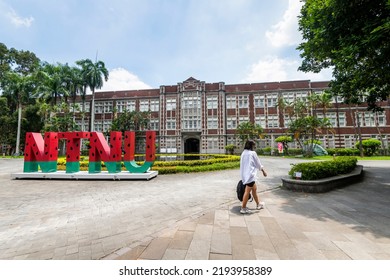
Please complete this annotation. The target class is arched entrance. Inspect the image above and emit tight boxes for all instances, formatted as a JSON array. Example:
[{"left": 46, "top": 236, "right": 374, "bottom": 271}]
[{"left": 184, "top": 138, "right": 200, "bottom": 154}]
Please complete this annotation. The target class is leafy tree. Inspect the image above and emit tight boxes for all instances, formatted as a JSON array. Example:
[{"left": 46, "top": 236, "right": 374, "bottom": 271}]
[
  {"left": 298, "top": 0, "right": 390, "bottom": 111},
  {"left": 355, "top": 138, "right": 382, "bottom": 156},
  {"left": 110, "top": 110, "right": 150, "bottom": 132},
  {"left": 35, "top": 62, "right": 68, "bottom": 105},
  {"left": 2, "top": 72, "right": 35, "bottom": 155},
  {"left": 0, "top": 97, "right": 13, "bottom": 149},
  {"left": 235, "top": 121, "right": 264, "bottom": 144},
  {"left": 76, "top": 59, "right": 109, "bottom": 131},
  {"left": 275, "top": 135, "right": 293, "bottom": 155}
]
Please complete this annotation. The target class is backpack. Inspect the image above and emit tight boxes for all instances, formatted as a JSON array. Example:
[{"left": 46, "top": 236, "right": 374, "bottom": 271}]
[{"left": 236, "top": 180, "right": 252, "bottom": 202}]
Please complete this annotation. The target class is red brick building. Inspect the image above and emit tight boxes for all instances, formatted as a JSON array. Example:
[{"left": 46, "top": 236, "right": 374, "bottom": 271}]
[{"left": 76, "top": 77, "right": 390, "bottom": 153}]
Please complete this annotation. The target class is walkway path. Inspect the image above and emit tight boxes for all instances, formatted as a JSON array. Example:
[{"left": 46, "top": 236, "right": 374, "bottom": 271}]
[{"left": 0, "top": 158, "right": 389, "bottom": 260}]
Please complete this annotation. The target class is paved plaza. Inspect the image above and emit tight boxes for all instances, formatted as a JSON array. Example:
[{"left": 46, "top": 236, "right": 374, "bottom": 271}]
[{"left": 0, "top": 157, "right": 389, "bottom": 260}]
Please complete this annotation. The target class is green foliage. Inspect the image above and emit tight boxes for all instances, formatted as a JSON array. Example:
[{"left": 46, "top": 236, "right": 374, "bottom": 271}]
[
  {"left": 288, "top": 156, "right": 358, "bottom": 180},
  {"left": 275, "top": 136, "right": 292, "bottom": 143},
  {"left": 235, "top": 121, "right": 263, "bottom": 143},
  {"left": 297, "top": 0, "right": 390, "bottom": 111},
  {"left": 110, "top": 110, "right": 150, "bottom": 132},
  {"left": 304, "top": 139, "right": 322, "bottom": 145},
  {"left": 57, "top": 154, "right": 241, "bottom": 174},
  {"left": 355, "top": 138, "right": 382, "bottom": 156},
  {"left": 225, "top": 144, "right": 236, "bottom": 154},
  {"left": 326, "top": 148, "right": 360, "bottom": 156}
]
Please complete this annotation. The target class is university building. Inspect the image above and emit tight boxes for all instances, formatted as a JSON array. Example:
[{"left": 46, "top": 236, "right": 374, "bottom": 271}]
[{"left": 75, "top": 77, "right": 390, "bottom": 154}]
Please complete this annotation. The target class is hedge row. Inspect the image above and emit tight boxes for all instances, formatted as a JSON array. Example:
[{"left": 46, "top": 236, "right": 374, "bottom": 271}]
[
  {"left": 288, "top": 156, "right": 358, "bottom": 180},
  {"left": 57, "top": 154, "right": 241, "bottom": 174}
]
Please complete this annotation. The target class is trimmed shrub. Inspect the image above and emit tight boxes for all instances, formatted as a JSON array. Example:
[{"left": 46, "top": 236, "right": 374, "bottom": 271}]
[
  {"left": 288, "top": 156, "right": 358, "bottom": 180},
  {"left": 355, "top": 138, "right": 382, "bottom": 156},
  {"left": 57, "top": 153, "right": 241, "bottom": 174},
  {"left": 326, "top": 148, "right": 360, "bottom": 156}
]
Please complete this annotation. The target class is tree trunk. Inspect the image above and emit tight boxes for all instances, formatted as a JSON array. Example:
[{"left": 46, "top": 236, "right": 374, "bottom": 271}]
[
  {"left": 15, "top": 102, "right": 22, "bottom": 156},
  {"left": 90, "top": 90, "right": 95, "bottom": 131}
]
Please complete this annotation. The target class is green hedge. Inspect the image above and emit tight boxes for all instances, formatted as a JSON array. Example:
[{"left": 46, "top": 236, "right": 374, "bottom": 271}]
[
  {"left": 57, "top": 154, "right": 241, "bottom": 174},
  {"left": 288, "top": 156, "right": 358, "bottom": 180},
  {"left": 326, "top": 148, "right": 360, "bottom": 156}
]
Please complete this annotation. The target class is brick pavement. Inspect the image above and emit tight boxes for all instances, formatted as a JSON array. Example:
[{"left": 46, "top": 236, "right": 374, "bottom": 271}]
[{"left": 0, "top": 158, "right": 389, "bottom": 260}]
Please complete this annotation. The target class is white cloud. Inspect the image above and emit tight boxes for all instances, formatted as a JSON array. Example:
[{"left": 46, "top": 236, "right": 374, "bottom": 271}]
[
  {"left": 265, "top": 0, "right": 303, "bottom": 47},
  {"left": 97, "top": 68, "right": 152, "bottom": 92},
  {"left": 7, "top": 8, "right": 34, "bottom": 27},
  {"left": 243, "top": 56, "right": 332, "bottom": 83}
]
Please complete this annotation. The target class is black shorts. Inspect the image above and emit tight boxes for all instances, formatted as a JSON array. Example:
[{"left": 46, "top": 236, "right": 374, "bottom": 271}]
[{"left": 245, "top": 181, "right": 255, "bottom": 187}]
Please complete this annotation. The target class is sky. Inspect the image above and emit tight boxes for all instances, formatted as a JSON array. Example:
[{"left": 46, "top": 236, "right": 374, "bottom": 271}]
[{"left": 0, "top": 0, "right": 332, "bottom": 91}]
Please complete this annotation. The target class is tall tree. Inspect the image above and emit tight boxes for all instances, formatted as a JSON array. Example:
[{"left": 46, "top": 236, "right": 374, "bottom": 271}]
[
  {"left": 235, "top": 121, "right": 264, "bottom": 144},
  {"left": 35, "top": 62, "right": 67, "bottom": 105},
  {"left": 2, "top": 72, "right": 34, "bottom": 155},
  {"left": 297, "top": 0, "right": 390, "bottom": 111},
  {"left": 76, "top": 59, "right": 109, "bottom": 131}
]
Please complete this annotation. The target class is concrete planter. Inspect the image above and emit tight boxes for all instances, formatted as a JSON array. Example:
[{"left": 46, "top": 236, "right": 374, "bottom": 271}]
[{"left": 281, "top": 165, "right": 364, "bottom": 193}]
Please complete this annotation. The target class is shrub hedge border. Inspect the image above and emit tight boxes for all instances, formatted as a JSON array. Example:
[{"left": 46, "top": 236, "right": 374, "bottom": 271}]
[{"left": 57, "top": 154, "right": 241, "bottom": 174}]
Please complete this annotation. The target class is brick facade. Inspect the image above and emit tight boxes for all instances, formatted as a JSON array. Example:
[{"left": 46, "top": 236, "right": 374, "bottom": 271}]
[{"left": 75, "top": 77, "right": 390, "bottom": 153}]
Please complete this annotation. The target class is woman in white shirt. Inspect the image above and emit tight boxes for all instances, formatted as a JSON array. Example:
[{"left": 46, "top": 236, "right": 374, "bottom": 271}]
[{"left": 240, "top": 139, "right": 267, "bottom": 214}]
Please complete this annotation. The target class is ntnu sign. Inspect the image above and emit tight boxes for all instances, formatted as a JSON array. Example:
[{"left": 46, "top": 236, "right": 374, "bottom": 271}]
[{"left": 23, "top": 131, "right": 156, "bottom": 174}]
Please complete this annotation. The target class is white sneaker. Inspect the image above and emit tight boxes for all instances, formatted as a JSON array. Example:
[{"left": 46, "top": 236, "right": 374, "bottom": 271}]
[
  {"left": 240, "top": 207, "right": 252, "bottom": 214},
  {"left": 256, "top": 202, "right": 265, "bottom": 210}
]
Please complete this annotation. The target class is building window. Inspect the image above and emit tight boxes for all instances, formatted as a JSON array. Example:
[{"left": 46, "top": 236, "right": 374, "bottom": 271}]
[
  {"left": 338, "top": 112, "right": 346, "bottom": 127},
  {"left": 166, "top": 138, "right": 177, "bottom": 153},
  {"left": 267, "top": 94, "right": 278, "bottom": 107},
  {"left": 226, "top": 96, "right": 236, "bottom": 109},
  {"left": 227, "top": 117, "right": 237, "bottom": 129},
  {"left": 150, "top": 100, "right": 159, "bottom": 112},
  {"left": 254, "top": 95, "right": 265, "bottom": 108},
  {"left": 239, "top": 116, "right": 249, "bottom": 124},
  {"left": 140, "top": 100, "right": 149, "bottom": 112},
  {"left": 207, "top": 137, "right": 218, "bottom": 150},
  {"left": 364, "top": 111, "right": 386, "bottom": 126},
  {"left": 238, "top": 96, "right": 248, "bottom": 108},
  {"left": 116, "top": 100, "right": 136, "bottom": 113},
  {"left": 181, "top": 92, "right": 202, "bottom": 131},
  {"left": 282, "top": 92, "right": 295, "bottom": 104},
  {"left": 104, "top": 101, "right": 113, "bottom": 113},
  {"left": 255, "top": 115, "right": 266, "bottom": 128},
  {"left": 207, "top": 96, "right": 218, "bottom": 109},
  {"left": 207, "top": 116, "right": 218, "bottom": 129},
  {"left": 95, "top": 102, "right": 103, "bottom": 113},
  {"left": 150, "top": 119, "right": 159, "bottom": 130},
  {"left": 296, "top": 92, "right": 308, "bottom": 102},
  {"left": 166, "top": 119, "right": 176, "bottom": 130},
  {"left": 81, "top": 102, "right": 90, "bottom": 113},
  {"left": 166, "top": 98, "right": 176, "bottom": 111},
  {"left": 267, "top": 115, "right": 279, "bottom": 128}
]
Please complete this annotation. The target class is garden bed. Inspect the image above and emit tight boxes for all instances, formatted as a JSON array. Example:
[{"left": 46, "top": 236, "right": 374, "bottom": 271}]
[{"left": 281, "top": 165, "right": 364, "bottom": 193}]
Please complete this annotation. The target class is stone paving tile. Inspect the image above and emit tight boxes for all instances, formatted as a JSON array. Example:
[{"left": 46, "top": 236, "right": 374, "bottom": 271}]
[
  {"left": 291, "top": 239, "right": 327, "bottom": 260},
  {"left": 209, "top": 253, "right": 232, "bottom": 260},
  {"left": 115, "top": 245, "right": 147, "bottom": 260},
  {"left": 138, "top": 237, "right": 171, "bottom": 260},
  {"left": 185, "top": 239, "right": 210, "bottom": 260},
  {"left": 232, "top": 244, "right": 256, "bottom": 260},
  {"left": 192, "top": 224, "right": 213, "bottom": 241},
  {"left": 2, "top": 159, "right": 390, "bottom": 261},
  {"left": 210, "top": 230, "right": 232, "bottom": 255},
  {"left": 162, "top": 249, "right": 187, "bottom": 260},
  {"left": 333, "top": 241, "right": 376, "bottom": 260},
  {"left": 168, "top": 230, "right": 194, "bottom": 250},
  {"left": 320, "top": 249, "right": 351, "bottom": 260}
]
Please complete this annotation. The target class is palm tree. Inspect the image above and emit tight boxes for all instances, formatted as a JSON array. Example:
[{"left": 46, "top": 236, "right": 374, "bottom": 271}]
[
  {"left": 76, "top": 59, "right": 109, "bottom": 131},
  {"left": 35, "top": 62, "right": 67, "bottom": 106}
]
